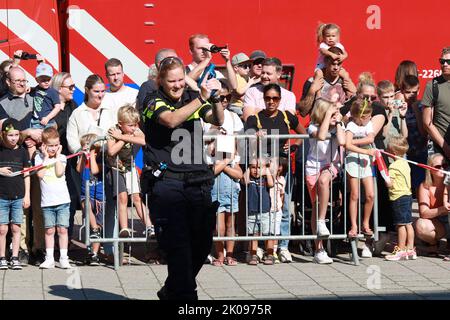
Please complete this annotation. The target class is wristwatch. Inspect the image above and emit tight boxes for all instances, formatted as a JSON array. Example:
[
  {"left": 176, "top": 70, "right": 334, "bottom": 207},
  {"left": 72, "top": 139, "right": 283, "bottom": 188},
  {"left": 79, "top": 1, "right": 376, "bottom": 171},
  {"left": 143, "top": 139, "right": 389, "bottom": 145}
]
[{"left": 198, "top": 95, "right": 207, "bottom": 105}]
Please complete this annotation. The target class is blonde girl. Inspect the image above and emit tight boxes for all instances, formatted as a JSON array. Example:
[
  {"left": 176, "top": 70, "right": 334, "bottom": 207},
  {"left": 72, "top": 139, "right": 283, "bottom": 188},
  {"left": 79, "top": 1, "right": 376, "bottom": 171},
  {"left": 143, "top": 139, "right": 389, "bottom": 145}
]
[{"left": 345, "top": 99, "right": 377, "bottom": 238}]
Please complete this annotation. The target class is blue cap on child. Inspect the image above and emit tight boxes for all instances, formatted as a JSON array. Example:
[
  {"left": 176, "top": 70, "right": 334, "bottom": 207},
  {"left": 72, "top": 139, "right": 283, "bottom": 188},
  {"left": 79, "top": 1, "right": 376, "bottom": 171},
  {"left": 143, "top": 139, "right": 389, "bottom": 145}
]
[{"left": 36, "top": 63, "right": 53, "bottom": 78}]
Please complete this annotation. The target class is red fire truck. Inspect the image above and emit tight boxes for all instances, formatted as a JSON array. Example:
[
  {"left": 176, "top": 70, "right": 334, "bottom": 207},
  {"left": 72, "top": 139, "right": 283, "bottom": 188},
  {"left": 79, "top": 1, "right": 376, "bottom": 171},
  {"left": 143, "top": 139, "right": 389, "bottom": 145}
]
[{"left": 0, "top": 0, "right": 448, "bottom": 103}]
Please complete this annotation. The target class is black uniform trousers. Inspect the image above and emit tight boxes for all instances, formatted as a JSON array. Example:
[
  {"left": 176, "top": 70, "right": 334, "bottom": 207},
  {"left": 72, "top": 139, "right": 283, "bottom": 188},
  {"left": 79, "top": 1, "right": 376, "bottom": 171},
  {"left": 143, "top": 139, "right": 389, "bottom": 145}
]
[{"left": 149, "top": 177, "right": 217, "bottom": 300}]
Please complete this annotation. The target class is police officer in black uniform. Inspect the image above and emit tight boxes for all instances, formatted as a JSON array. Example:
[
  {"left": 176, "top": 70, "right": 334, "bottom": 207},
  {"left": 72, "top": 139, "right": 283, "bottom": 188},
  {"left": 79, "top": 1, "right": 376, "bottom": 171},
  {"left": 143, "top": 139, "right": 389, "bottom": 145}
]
[{"left": 142, "top": 56, "right": 223, "bottom": 300}]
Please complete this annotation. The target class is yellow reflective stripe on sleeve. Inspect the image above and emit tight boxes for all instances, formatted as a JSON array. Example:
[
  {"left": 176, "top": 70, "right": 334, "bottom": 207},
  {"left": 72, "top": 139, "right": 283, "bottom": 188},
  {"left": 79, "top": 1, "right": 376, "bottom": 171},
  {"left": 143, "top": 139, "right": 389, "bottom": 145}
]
[
  {"left": 143, "top": 99, "right": 175, "bottom": 121},
  {"left": 186, "top": 103, "right": 211, "bottom": 121}
]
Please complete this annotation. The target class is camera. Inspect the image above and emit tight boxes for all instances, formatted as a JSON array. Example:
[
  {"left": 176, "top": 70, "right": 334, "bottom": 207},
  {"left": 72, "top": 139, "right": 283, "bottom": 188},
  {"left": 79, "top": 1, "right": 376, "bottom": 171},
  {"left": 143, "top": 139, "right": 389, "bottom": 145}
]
[
  {"left": 204, "top": 45, "right": 227, "bottom": 54},
  {"left": 14, "top": 52, "right": 37, "bottom": 60},
  {"left": 392, "top": 99, "right": 403, "bottom": 108}
]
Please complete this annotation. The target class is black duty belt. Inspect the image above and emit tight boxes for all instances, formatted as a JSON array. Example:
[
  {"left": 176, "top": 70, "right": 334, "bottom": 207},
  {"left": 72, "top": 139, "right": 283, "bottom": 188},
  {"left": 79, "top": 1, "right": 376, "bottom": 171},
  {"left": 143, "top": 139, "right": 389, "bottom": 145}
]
[{"left": 164, "top": 170, "right": 188, "bottom": 181}]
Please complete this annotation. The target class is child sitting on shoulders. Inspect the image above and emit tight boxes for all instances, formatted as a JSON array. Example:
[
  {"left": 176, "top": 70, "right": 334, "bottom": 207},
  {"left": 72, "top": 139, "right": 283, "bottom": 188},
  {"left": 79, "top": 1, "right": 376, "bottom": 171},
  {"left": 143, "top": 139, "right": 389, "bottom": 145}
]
[{"left": 314, "top": 23, "right": 348, "bottom": 80}]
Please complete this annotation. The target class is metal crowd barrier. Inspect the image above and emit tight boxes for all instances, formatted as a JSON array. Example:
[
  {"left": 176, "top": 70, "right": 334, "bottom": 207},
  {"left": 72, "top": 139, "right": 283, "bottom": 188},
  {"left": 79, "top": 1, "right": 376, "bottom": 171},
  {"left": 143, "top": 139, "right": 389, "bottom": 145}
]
[
  {"left": 80, "top": 133, "right": 379, "bottom": 269},
  {"left": 205, "top": 133, "right": 380, "bottom": 266}
]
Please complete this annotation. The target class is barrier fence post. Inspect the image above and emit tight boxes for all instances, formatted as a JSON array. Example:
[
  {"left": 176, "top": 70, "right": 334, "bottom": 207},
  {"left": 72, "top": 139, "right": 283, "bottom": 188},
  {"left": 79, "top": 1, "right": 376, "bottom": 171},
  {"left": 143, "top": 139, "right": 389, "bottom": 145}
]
[{"left": 84, "top": 179, "right": 90, "bottom": 247}]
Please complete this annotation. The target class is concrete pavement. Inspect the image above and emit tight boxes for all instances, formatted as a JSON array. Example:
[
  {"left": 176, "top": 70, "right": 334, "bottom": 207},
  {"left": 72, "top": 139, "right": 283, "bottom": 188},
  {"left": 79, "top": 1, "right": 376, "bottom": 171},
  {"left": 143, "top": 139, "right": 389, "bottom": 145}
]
[{"left": 1, "top": 250, "right": 449, "bottom": 300}]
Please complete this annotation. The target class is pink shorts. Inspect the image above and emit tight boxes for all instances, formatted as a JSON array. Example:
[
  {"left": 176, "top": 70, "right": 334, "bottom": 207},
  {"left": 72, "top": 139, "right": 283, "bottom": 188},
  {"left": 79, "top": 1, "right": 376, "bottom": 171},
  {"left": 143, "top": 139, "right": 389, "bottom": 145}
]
[{"left": 306, "top": 166, "right": 338, "bottom": 203}]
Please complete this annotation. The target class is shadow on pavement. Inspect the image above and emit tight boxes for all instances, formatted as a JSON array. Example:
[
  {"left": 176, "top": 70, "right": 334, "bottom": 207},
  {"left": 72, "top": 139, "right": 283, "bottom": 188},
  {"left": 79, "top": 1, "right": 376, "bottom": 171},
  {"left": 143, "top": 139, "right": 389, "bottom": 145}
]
[{"left": 48, "top": 285, "right": 128, "bottom": 300}]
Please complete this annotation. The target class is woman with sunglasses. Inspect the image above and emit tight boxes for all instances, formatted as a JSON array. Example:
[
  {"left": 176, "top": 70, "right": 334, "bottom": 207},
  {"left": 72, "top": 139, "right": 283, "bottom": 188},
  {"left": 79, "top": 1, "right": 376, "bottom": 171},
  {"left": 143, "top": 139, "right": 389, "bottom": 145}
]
[
  {"left": 142, "top": 56, "right": 223, "bottom": 300},
  {"left": 246, "top": 83, "right": 306, "bottom": 156},
  {"left": 47, "top": 73, "right": 79, "bottom": 260}
]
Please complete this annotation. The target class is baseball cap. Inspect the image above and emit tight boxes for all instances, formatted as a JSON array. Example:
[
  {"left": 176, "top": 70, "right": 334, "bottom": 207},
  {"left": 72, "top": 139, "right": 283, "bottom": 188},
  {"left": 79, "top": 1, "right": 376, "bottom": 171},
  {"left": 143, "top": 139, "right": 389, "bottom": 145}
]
[
  {"left": 249, "top": 50, "right": 267, "bottom": 61},
  {"left": 36, "top": 63, "right": 53, "bottom": 78},
  {"left": 2, "top": 118, "right": 20, "bottom": 132},
  {"left": 231, "top": 53, "right": 251, "bottom": 66}
]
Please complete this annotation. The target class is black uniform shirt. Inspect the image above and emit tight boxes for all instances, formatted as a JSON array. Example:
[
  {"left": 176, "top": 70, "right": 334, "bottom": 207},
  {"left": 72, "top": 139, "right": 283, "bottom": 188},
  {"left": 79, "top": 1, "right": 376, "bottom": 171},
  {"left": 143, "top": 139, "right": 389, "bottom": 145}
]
[{"left": 143, "top": 88, "right": 212, "bottom": 173}]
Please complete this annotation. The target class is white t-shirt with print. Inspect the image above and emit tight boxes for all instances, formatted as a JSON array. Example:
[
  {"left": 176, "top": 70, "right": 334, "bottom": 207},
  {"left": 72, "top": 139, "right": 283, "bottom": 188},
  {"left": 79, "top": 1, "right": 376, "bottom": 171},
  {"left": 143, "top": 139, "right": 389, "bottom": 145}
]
[
  {"left": 35, "top": 153, "right": 71, "bottom": 207},
  {"left": 306, "top": 123, "right": 343, "bottom": 176}
]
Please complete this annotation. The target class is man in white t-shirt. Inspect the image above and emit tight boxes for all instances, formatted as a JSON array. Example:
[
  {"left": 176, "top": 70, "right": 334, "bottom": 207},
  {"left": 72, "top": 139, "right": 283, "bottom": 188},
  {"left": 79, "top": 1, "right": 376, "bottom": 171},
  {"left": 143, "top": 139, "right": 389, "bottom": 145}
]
[
  {"left": 242, "top": 57, "right": 296, "bottom": 121},
  {"left": 101, "top": 58, "right": 138, "bottom": 123}
]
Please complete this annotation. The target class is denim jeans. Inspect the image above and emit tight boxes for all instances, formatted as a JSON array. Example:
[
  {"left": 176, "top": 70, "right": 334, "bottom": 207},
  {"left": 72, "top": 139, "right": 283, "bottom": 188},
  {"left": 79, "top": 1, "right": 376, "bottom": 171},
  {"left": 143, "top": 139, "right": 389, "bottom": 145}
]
[{"left": 279, "top": 169, "right": 294, "bottom": 249}]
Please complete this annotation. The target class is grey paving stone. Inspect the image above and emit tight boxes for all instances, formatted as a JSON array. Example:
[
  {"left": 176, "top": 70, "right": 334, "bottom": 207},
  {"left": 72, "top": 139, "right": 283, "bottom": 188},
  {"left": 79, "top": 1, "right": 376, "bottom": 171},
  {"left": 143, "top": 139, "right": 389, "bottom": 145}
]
[
  {"left": 298, "top": 295, "right": 339, "bottom": 300},
  {"left": 253, "top": 293, "right": 296, "bottom": 300}
]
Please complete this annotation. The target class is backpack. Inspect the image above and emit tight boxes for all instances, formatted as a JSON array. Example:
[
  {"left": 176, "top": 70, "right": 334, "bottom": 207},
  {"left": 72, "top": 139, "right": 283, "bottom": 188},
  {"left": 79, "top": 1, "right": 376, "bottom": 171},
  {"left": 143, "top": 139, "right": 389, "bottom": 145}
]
[
  {"left": 255, "top": 110, "right": 291, "bottom": 131},
  {"left": 431, "top": 76, "right": 444, "bottom": 107}
]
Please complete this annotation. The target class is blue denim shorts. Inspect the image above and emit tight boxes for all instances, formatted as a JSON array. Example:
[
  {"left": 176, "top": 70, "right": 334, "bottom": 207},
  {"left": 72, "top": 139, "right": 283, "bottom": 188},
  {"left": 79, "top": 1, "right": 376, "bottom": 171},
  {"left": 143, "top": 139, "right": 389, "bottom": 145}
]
[
  {"left": 42, "top": 203, "right": 70, "bottom": 228},
  {"left": 30, "top": 118, "right": 57, "bottom": 129},
  {"left": 391, "top": 195, "right": 412, "bottom": 225},
  {"left": 0, "top": 198, "right": 24, "bottom": 225},
  {"left": 211, "top": 172, "right": 240, "bottom": 213},
  {"left": 247, "top": 212, "right": 276, "bottom": 235}
]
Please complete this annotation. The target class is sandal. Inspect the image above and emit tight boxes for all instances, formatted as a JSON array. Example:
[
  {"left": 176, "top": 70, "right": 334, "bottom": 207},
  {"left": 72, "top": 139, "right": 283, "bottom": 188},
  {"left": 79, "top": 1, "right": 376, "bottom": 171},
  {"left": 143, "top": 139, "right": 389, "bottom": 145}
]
[
  {"left": 362, "top": 227, "right": 373, "bottom": 237},
  {"left": 248, "top": 254, "right": 259, "bottom": 265},
  {"left": 212, "top": 259, "right": 224, "bottom": 267},
  {"left": 225, "top": 256, "right": 238, "bottom": 266},
  {"left": 348, "top": 229, "right": 358, "bottom": 238},
  {"left": 263, "top": 255, "right": 275, "bottom": 265}
]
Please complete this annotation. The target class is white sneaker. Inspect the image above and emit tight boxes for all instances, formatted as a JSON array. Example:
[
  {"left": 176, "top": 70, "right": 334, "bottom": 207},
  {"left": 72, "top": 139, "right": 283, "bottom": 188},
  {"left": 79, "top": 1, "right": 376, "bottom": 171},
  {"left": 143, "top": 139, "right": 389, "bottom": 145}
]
[
  {"left": 256, "top": 247, "right": 264, "bottom": 261},
  {"left": 59, "top": 257, "right": 72, "bottom": 269},
  {"left": 205, "top": 254, "right": 214, "bottom": 264},
  {"left": 317, "top": 220, "right": 330, "bottom": 237},
  {"left": 361, "top": 243, "right": 373, "bottom": 258},
  {"left": 278, "top": 248, "right": 293, "bottom": 263},
  {"left": 313, "top": 249, "right": 333, "bottom": 264},
  {"left": 39, "top": 258, "right": 55, "bottom": 269}
]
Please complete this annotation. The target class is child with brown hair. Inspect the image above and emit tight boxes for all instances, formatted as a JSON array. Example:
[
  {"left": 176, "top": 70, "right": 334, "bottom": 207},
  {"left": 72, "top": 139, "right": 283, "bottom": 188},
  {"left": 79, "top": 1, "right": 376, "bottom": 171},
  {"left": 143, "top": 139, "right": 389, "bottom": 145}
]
[
  {"left": 77, "top": 133, "right": 104, "bottom": 265},
  {"left": 0, "top": 118, "right": 30, "bottom": 270},
  {"left": 384, "top": 136, "right": 416, "bottom": 261},
  {"left": 35, "top": 127, "right": 72, "bottom": 269}
]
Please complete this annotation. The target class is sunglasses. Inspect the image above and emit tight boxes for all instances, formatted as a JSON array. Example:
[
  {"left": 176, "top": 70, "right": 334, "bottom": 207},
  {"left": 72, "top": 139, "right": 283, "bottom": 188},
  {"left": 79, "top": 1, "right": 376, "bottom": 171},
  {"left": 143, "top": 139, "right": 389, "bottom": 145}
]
[
  {"left": 264, "top": 96, "right": 281, "bottom": 102},
  {"left": 61, "top": 84, "right": 76, "bottom": 90},
  {"left": 434, "top": 165, "right": 444, "bottom": 169},
  {"left": 362, "top": 94, "right": 377, "bottom": 101},
  {"left": 158, "top": 56, "right": 184, "bottom": 70},
  {"left": 219, "top": 94, "right": 232, "bottom": 102},
  {"left": 439, "top": 58, "right": 450, "bottom": 65},
  {"left": 238, "top": 64, "right": 251, "bottom": 69}
]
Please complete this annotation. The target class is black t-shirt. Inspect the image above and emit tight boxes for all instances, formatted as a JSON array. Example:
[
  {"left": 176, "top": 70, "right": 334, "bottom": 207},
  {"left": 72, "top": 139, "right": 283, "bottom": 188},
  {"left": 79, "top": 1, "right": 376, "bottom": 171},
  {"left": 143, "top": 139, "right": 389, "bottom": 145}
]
[
  {"left": 246, "top": 110, "right": 299, "bottom": 156},
  {"left": 54, "top": 100, "right": 78, "bottom": 155},
  {"left": 0, "top": 145, "right": 30, "bottom": 199},
  {"left": 137, "top": 79, "right": 157, "bottom": 115},
  {"left": 340, "top": 99, "right": 388, "bottom": 149},
  {"left": 143, "top": 88, "right": 212, "bottom": 173}
]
